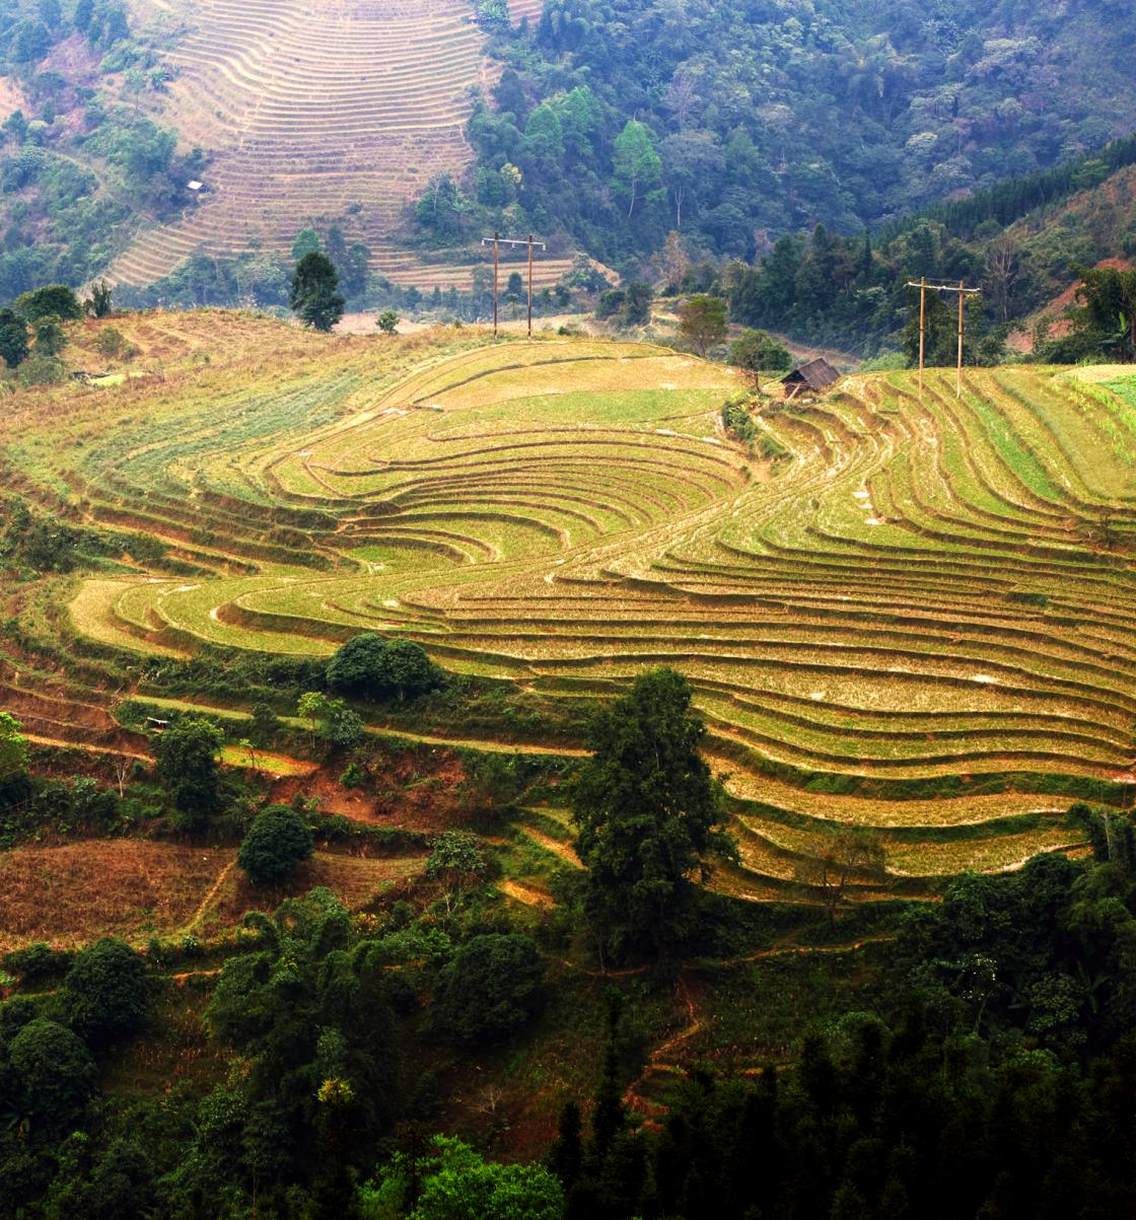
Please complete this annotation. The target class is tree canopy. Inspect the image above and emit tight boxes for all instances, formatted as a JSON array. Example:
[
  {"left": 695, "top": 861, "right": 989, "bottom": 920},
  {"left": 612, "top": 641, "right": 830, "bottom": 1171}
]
[
  {"left": 434, "top": 933, "right": 545, "bottom": 1045},
  {"left": 238, "top": 804, "right": 314, "bottom": 886},
  {"left": 290, "top": 251, "right": 344, "bottom": 332},
  {"left": 155, "top": 716, "right": 224, "bottom": 830},
  {"left": 571, "top": 667, "right": 733, "bottom": 965},
  {"left": 0, "top": 711, "right": 28, "bottom": 780},
  {"left": 327, "top": 634, "right": 443, "bottom": 702}
]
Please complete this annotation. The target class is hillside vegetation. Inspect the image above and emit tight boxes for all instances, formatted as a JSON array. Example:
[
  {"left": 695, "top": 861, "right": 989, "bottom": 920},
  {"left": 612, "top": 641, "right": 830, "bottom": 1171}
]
[
  {"left": 454, "top": 0, "right": 1136, "bottom": 265},
  {"left": 5, "top": 314, "right": 1136, "bottom": 894}
]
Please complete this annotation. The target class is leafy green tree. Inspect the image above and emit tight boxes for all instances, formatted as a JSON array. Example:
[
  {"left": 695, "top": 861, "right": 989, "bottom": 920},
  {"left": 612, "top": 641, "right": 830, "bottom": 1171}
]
[
  {"left": 571, "top": 667, "right": 733, "bottom": 965},
  {"left": 33, "top": 314, "right": 66, "bottom": 356},
  {"left": 14, "top": 284, "right": 83, "bottom": 322},
  {"left": 291, "top": 227, "right": 320, "bottom": 261},
  {"left": 86, "top": 280, "right": 113, "bottom": 317},
  {"left": 155, "top": 716, "right": 224, "bottom": 830},
  {"left": 1068, "top": 265, "right": 1136, "bottom": 361},
  {"left": 7, "top": 1018, "right": 97, "bottom": 1135},
  {"left": 366, "top": 1136, "right": 564, "bottom": 1220},
  {"left": 0, "top": 308, "right": 29, "bottom": 368},
  {"left": 297, "top": 691, "right": 364, "bottom": 747},
  {"left": 205, "top": 889, "right": 401, "bottom": 1187},
  {"left": 248, "top": 700, "right": 281, "bottom": 748},
  {"left": 238, "top": 805, "right": 314, "bottom": 886},
  {"left": 613, "top": 120, "right": 662, "bottom": 219},
  {"left": 290, "top": 252, "right": 344, "bottom": 332},
  {"left": 327, "top": 633, "right": 442, "bottom": 702},
  {"left": 0, "top": 710, "right": 28, "bottom": 779},
  {"left": 426, "top": 829, "right": 489, "bottom": 912},
  {"left": 377, "top": 309, "right": 399, "bottom": 334},
  {"left": 434, "top": 934, "right": 545, "bottom": 1045},
  {"left": 13, "top": 19, "right": 51, "bottom": 62},
  {"left": 597, "top": 282, "right": 653, "bottom": 329},
  {"left": 59, "top": 937, "right": 151, "bottom": 1048},
  {"left": 677, "top": 293, "right": 728, "bottom": 357},
  {"left": 729, "top": 328, "right": 791, "bottom": 390}
]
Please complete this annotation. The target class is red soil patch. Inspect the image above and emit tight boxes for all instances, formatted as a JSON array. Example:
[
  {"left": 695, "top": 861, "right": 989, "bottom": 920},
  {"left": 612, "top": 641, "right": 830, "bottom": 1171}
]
[
  {"left": 1010, "top": 258, "right": 1135, "bottom": 352},
  {"left": 272, "top": 749, "right": 468, "bottom": 833}
]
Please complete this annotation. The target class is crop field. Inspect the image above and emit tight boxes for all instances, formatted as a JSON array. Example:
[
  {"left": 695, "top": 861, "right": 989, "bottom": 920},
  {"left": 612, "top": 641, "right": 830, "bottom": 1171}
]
[
  {"left": 5, "top": 313, "right": 1136, "bottom": 895},
  {"left": 110, "top": 0, "right": 575, "bottom": 290}
]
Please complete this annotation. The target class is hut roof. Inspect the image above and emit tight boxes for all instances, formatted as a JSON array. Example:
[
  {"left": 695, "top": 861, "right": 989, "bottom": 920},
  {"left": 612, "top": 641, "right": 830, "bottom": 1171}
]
[{"left": 782, "top": 357, "right": 840, "bottom": 392}]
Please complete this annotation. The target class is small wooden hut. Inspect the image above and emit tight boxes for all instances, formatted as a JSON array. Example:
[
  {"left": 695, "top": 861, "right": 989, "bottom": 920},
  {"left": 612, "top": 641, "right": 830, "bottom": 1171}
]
[{"left": 782, "top": 357, "right": 840, "bottom": 399}]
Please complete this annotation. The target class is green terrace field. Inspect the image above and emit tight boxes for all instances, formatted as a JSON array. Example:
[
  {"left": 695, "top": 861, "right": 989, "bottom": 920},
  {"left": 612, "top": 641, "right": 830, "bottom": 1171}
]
[{"left": 5, "top": 311, "right": 1136, "bottom": 895}]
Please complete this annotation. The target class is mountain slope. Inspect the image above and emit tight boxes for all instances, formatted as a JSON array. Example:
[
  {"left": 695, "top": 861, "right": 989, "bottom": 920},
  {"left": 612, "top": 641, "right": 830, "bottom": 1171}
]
[{"left": 109, "top": 0, "right": 499, "bottom": 287}]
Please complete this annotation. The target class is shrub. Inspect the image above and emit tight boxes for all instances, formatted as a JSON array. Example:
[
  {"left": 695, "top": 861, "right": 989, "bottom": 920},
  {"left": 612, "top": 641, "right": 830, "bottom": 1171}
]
[
  {"left": 16, "top": 353, "right": 67, "bottom": 386},
  {"left": 94, "top": 326, "right": 129, "bottom": 359},
  {"left": 59, "top": 938, "right": 151, "bottom": 1048},
  {"left": 86, "top": 280, "right": 113, "bottom": 317},
  {"left": 434, "top": 933, "right": 545, "bottom": 1044},
  {"left": 2, "top": 941, "right": 74, "bottom": 984},
  {"left": 238, "top": 804, "right": 314, "bottom": 886},
  {"left": 297, "top": 691, "right": 364, "bottom": 747}
]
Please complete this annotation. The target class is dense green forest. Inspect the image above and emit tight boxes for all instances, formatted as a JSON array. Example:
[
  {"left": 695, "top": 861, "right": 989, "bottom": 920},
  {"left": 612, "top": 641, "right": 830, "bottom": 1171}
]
[
  {"left": 434, "top": 0, "right": 1136, "bottom": 269},
  {"left": 3, "top": 682, "right": 1136, "bottom": 1217},
  {"left": 0, "top": 0, "right": 202, "bottom": 301}
]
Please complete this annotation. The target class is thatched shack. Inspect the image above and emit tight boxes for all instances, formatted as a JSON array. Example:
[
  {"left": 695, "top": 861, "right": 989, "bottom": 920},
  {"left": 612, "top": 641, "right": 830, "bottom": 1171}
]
[{"left": 782, "top": 358, "right": 840, "bottom": 399}]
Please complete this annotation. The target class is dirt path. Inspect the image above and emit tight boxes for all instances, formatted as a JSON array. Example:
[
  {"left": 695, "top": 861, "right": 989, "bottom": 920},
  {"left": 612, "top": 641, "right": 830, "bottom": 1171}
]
[
  {"left": 620, "top": 935, "right": 894, "bottom": 1122},
  {"left": 623, "top": 976, "right": 702, "bottom": 1122},
  {"left": 177, "top": 858, "right": 236, "bottom": 938}
]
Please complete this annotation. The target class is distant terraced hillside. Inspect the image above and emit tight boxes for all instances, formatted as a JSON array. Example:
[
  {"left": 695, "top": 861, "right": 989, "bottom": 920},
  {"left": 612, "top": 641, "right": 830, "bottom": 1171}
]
[
  {"left": 111, "top": 0, "right": 571, "bottom": 290},
  {"left": 7, "top": 315, "right": 1136, "bottom": 895}
]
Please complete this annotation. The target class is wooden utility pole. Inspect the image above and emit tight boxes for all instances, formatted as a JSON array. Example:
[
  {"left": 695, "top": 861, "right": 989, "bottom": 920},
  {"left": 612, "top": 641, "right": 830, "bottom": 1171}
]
[
  {"left": 905, "top": 278, "right": 981, "bottom": 398},
  {"left": 918, "top": 276, "right": 926, "bottom": 394},
  {"left": 480, "top": 233, "right": 547, "bottom": 337},
  {"left": 527, "top": 233, "right": 535, "bottom": 336}
]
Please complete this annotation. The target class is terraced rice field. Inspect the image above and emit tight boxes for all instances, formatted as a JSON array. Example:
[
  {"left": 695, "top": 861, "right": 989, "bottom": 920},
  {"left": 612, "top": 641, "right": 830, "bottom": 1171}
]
[
  {"left": 6, "top": 313, "right": 1136, "bottom": 893},
  {"left": 111, "top": 0, "right": 573, "bottom": 289}
]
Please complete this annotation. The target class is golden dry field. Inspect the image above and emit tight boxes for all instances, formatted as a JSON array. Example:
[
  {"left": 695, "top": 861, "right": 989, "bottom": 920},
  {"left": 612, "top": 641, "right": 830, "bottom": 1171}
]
[{"left": 6, "top": 310, "right": 1136, "bottom": 896}]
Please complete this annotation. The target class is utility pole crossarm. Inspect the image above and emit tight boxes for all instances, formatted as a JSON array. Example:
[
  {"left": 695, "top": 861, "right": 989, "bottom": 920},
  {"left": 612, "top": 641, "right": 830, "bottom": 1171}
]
[
  {"left": 904, "top": 281, "right": 981, "bottom": 294},
  {"left": 480, "top": 238, "right": 547, "bottom": 251}
]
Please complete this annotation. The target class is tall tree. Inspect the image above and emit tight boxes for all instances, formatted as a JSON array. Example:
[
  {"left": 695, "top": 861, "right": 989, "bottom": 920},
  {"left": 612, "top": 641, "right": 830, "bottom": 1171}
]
[
  {"left": 613, "top": 120, "right": 662, "bottom": 219},
  {"left": 571, "top": 667, "right": 733, "bottom": 966},
  {"left": 155, "top": 716, "right": 224, "bottom": 831},
  {"left": 290, "top": 252, "right": 344, "bottom": 332},
  {"left": 677, "top": 294, "right": 728, "bottom": 356}
]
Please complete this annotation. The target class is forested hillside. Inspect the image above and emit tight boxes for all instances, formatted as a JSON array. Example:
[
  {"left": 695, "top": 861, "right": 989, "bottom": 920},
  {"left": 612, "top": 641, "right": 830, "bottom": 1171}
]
[
  {"left": 437, "top": 0, "right": 1136, "bottom": 266},
  {"left": 0, "top": 1, "right": 202, "bottom": 301},
  {"left": 714, "top": 138, "right": 1136, "bottom": 358}
]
